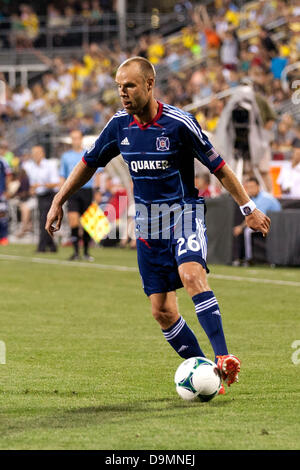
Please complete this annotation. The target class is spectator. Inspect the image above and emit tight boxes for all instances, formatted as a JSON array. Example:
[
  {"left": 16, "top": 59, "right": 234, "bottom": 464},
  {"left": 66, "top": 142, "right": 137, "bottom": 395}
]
[
  {"left": 256, "top": 0, "right": 276, "bottom": 26},
  {"left": 32, "top": 51, "right": 74, "bottom": 102},
  {"left": 0, "top": 140, "right": 16, "bottom": 168},
  {"left": 195, "top": 173, "right": 212, "bottom": 198},
  {"left": 147, "top": 34, "right": 165, "bottom": 65},
  {"left": 69, "top": 56, "right": 90, "bottom": 94},
  {"left": 259, "top": 27, "right": 278, "bottom": 59},
  {"left": 90, "top": 1, "right": 103, "bottom": 24},
  {"left": 220, "top": 29, "right": 240, "bottom": 70},
  {"left": 195, "top": 4, "right": 221, "bottom": 51},
  {"left": 9, "top": 13, "right": 26, "bottom": 48},
  {"left": 53, "top": 57, "right": 73, "bottom": 101},
  {"left": 83, "top": 43, "right": 102, "bottom": 73},
  {"left": 272, "top": 116, "right": 297, "bottom": 159},
  {"left": 174, "top": 0, "right": 193, "bottom": 17},
  {"left": 244, "top": 176, "right": 281, "bottom": 216},
  {"left": 11, "top": 167, "right": 33, "bottom": 238},
  {"left": 254, "top": 90, "right": 278, "bottom": 191},
  {"left": 133, "top": 35, "right": 149, "bottom": 59},
  {"left": 10, "top": 84, "right": 32, "bottom": 114},
  {"left": 20, "top": 4, "right": 39, "bottom": 47},
  {"left": 81, "top": 1, "right": 91, "bottom": 21},
  {"left": 277, "top": 143, "right": 300, "bottom": 199},
  {"left": 232, "top": 176, "right": 281, "bottom": 265},
  {"left": 26, "top": 145, "right": 59, "bottom": 253},
  {"left": 47, "top": 4, "right": 64, "bottom": 29},
  {"left": 27, "top": 83, "right": 47, "bottom": 117}
]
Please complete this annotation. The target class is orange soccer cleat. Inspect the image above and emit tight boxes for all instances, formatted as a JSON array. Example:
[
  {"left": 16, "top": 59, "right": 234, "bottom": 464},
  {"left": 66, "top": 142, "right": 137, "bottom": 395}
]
[
  {"left": 216, "top": 354, "right": 241, "bottom": 387},
  {"left": 218, "top": 383, "right": 226, "bottom": 395}
]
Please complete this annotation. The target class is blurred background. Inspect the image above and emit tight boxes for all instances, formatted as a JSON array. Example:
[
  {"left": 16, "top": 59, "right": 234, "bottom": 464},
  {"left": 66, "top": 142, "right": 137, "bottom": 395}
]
[{"left": 0, "top": 0, "right": 299, "bottom": 266}]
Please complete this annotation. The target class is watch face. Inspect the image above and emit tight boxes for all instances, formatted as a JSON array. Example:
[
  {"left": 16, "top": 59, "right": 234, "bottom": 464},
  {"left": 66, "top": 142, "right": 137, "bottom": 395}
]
[{"left": 243, "top": 206, "right": 252, "bottom": 216}]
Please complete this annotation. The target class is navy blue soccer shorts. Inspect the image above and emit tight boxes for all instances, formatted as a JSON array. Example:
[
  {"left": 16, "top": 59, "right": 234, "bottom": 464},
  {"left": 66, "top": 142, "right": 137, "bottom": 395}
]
[{"left": 136, "top": 207, "right": 209, "bottom": 296}]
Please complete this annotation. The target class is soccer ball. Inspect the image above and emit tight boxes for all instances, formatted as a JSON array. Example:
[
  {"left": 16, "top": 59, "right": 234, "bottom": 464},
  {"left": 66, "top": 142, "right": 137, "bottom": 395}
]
[{"left": 174, "top": 356, "right": 221, "bottom": 402}]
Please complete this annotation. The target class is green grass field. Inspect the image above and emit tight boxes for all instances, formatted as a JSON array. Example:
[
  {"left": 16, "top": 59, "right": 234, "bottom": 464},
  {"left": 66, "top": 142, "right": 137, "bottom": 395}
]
[{"left": 0, "top": 244, "right": 299, "bottom": 450}]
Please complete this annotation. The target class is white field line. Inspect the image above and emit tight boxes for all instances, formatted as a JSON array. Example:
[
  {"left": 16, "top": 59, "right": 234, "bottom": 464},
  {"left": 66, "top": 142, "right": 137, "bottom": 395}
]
[
  {"left": 209, "top": 273, "right": 300, "bottom": 287},
  {"left": 0, "top": 253, "right": 138, "bottom": 272},
  {"left": 0, "top": 253, "right": 299, "bottom": 287}
]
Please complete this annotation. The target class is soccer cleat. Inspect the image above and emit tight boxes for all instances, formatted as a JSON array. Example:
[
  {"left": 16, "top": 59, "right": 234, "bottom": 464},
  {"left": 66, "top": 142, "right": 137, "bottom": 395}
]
[
  {"left": 83, "top": 254, "right": 94, "bottom": 262},
  {"left": 68, "top": 254, "right": 81, "bottom": 261},
  {"left": 0, "top": 237, "right": 9, "bottom": 246},
  {"left": 216, "top": 354, "right": 241, "bottom": 387},
  {"left": 218, "top": 384, "right": 225, "bottom": 395}
]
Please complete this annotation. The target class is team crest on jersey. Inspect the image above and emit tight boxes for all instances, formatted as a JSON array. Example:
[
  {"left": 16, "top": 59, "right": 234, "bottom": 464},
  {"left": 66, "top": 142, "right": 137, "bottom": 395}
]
[{"left": 156, "top": 136, "right": 170, "bottom": 151}]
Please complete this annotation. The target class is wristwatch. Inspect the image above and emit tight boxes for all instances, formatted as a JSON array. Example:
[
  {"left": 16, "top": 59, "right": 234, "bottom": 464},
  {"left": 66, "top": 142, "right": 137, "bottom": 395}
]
[{"left": 239, "top": 200, "right": 256, "bottom": 216}]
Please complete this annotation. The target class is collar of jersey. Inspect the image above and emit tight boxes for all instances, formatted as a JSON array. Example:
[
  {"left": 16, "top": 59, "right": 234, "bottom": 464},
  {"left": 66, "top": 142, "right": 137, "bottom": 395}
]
[{"left": 130, "top": 101, "right": 163, "bottom": 130}]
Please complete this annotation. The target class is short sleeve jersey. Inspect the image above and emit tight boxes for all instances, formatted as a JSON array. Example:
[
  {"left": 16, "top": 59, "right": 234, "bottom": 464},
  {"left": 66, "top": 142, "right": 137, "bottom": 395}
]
[
  {"left": 83, "top": 101, "right": 225, "bottom": 207},
  {"left": 60, "top": 149, "right": 94, "bottom": 189}
]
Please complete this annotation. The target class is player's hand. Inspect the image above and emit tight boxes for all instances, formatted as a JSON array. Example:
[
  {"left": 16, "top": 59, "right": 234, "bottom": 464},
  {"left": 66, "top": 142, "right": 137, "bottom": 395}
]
[
  {"left": 45, "top": 202, "right": 64, "bottom": 238},
  {"left": 245, "top": 208, "right": 271, "bottom": 237}
]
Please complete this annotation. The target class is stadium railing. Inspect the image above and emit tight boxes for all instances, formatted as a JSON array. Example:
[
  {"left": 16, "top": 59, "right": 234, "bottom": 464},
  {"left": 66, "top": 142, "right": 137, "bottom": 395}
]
[
  {"left": 0, "top": 12, "right": 189, "bottom": 63},
  {"left": 0, "top": 64, "right": 49, "bottom": 89}
]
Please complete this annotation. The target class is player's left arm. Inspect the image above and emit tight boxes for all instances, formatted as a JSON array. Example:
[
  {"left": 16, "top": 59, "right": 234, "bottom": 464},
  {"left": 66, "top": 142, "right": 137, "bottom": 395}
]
[{"left": 214, "top": 163, "right": 271, "bottom": 236}]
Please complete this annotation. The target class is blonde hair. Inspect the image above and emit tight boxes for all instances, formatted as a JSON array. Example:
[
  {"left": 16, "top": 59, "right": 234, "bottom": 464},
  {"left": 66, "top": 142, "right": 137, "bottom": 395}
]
[{"left": 118, "top": 56, "right": 156, "bottom": 80}]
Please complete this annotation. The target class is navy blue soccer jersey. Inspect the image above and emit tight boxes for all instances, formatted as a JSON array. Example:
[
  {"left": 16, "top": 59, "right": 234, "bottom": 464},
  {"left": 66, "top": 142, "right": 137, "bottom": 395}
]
[
  {"left": 83, "top": 101, "right": 225, "bottom": 208},
  {"left": 83, "top": 101, "right": 225, "bottom": 293}
]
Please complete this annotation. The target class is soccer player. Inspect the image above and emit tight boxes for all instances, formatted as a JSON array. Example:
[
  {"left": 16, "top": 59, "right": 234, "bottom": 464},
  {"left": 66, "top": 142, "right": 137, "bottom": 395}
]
[{"left": 46, "top": 57, "right": 271, "bottom": 391}]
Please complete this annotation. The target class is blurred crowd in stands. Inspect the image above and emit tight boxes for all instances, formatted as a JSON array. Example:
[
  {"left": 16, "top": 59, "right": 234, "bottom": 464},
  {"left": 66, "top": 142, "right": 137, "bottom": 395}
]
[
  {"left": 0, "top": 1, "right": 117, "bottom": 49},
  {"left": 0, "top": 0, "right": 300, "bottom": 263}
]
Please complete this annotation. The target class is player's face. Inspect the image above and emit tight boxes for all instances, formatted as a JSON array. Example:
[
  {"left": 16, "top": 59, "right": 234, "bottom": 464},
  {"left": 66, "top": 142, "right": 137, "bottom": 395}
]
[{"left": 115, "top": 64, "right": 152, "bottom": 115}]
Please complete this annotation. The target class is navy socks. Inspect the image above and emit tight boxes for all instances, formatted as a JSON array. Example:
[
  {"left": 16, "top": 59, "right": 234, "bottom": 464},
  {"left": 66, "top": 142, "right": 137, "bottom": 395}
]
[
  {"left": 192, "top": 290, "right": 228, "bottom": 359},
  {"left": 161, "top": 291, "right": 228, "bottom": 361},
  {"left": 162, "top": 316, "right": 205, "bottom": 359}
]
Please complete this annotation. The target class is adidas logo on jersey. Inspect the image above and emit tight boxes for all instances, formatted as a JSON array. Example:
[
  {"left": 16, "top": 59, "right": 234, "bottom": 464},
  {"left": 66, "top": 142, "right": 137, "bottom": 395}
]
[{"left": 121, "top": 137, "right": 130, "bottom": 145}]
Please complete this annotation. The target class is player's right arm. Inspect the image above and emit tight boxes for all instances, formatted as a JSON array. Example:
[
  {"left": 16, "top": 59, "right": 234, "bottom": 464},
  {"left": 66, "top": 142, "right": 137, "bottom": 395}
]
[{"left": 45, "top": 115, "right": 120, "bottom": 237}]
